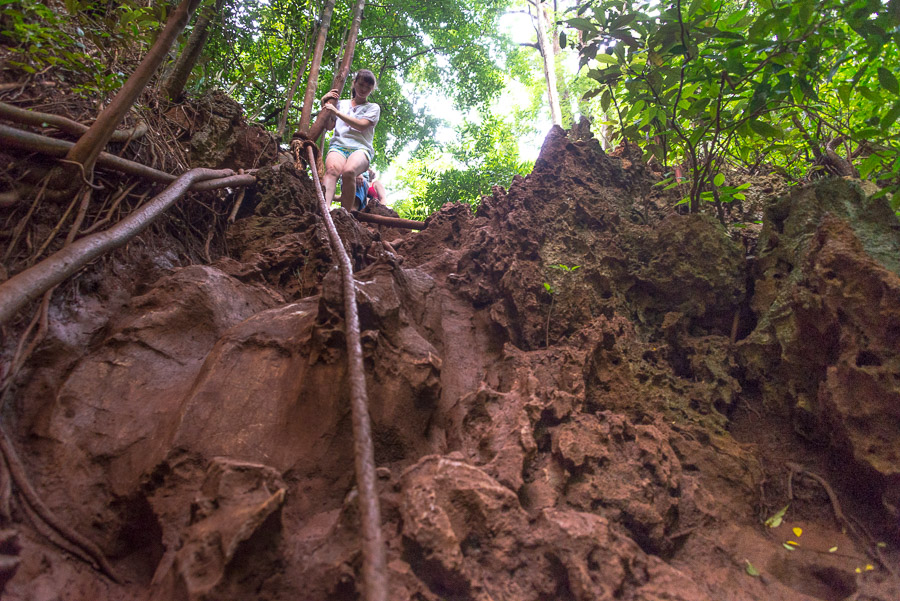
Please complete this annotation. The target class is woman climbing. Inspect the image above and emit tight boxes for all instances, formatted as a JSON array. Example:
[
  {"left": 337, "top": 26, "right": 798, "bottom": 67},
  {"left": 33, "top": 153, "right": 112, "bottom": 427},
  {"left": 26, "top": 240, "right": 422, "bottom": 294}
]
[{"left": 321, "top": 69, "right": 380, "bottom": 210}]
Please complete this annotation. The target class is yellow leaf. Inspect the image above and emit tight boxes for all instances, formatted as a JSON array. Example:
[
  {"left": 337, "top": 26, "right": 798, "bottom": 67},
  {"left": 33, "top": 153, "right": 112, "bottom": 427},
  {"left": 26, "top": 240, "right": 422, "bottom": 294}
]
[
  {"left": 855, "top": 567, "right": 862, "bottom": 573},
  {"left": 865, "top": 564, "right": 874, "bottom": 571},
  {"left": 782, "top": 543, "right": 795, "bottom": 551},
  {"left": 785, "top": 540, "right": 799, "bottom": 546},
  {"left": 792, "top": 527, "right": 802, "bottom": 537},
  {"left": 828, "top": 546, "right": 837, "bottom": 553}
]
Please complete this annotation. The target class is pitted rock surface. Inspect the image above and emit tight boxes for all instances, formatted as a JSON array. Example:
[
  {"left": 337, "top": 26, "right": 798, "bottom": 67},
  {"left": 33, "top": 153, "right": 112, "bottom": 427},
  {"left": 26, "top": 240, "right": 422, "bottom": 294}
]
[{"left": 3, "top": 124, "right": 899, "bottom": 601}]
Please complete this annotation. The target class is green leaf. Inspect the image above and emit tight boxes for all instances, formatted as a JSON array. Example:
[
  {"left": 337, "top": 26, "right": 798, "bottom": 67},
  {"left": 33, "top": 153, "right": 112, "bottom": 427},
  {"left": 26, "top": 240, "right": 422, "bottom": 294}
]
[
  {"left": 837, "top": 84, "right": 853, "bottom": 107},
  {"left": 600, "top": 88, "right": 611, "bottom": 113},
  {"left": 749, "top": 119, "right": 783, "bottom": 139},
  {"left": 594, "top": 54, "right": 619, "bottom": 65},
  {"left": 859, "top": 154, "right": 882, "bottom": 179},
  {"left": 559, "top": 31, "right": 567, "bottom": 49},
  {"left": 745, "top": 560, "right": 760, "bottom": 577},
  {"left": 878, "top": 67, "right": 899, "bottom": 95},
  {"left": 610, "top": 13, "right": 637, "bottom": 29},
  {"left": 713, "top": 173, "right": 725, "bottom": 187},
  {"left": 765, "top": 504, "right": 789, "bottom": 528},
  {"left": 881, "top": 101, "right": 900, "bottom": 130},
  {"left": 566, "top": 17, "right": 595, "bottom": 31}
]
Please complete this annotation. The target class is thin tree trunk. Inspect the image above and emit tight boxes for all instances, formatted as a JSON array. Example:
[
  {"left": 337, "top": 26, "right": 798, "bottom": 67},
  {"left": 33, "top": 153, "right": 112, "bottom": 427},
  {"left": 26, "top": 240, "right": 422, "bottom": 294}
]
[
  {"left": 162, "top": 0, "right": 225, "bottom": 101},
  {"left": 298, "top": 0, "right": 337, "bottom": 133},
  {"left": 277, "top": 24, "right": 317, "bottom": 141},
  {"left": 530, "top": 0, "right": 562, "bottom": 126},
  {"left": 304, "top": 0, "right": 366, "bottom": 144},
  {"left": 64, "top": 0, "right": 202, "bottom": 180}
]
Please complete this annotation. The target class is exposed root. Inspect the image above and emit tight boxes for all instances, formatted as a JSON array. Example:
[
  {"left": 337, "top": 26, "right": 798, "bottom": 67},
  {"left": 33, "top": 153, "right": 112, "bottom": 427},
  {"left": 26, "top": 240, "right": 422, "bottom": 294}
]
[
  {"left": 786, "top": 462, "right": 847, "bottom": 529},
  {"left": 787, "top": 462, "right": 899, "bottom": 580},
  {"left": 3, "top": 176, "right": 49, "bottom": 263},
  {"left": 66, "top": 188, "right": 93, "bottom": 245},
  {"left": 0, "top": 101, "right": 147, "bottom": 143},
  {"left": 29, "top": 187, "right": 85, "bottom": 265},
  {"left": 0, "top": 423, "right": 122, "bottom": 583},
  {"left": 80, "top": 183, "right": 140, "bottom": 235},
  {"left": 305, "top": 144, "right": 387, "bottom": 601}
]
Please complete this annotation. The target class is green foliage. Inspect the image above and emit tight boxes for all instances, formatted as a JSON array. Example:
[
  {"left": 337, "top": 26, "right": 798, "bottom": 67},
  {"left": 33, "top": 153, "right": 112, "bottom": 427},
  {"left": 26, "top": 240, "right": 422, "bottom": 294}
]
[
  {"left": 394, "top": 113, "right": 534, "bottom": 218},
  {"left": 550, "top": 263, "right": 580, "bottom": 272},
  {"left": 562, "top": 0, "right": 900, "bottom": 212},
  {"left": 199, "top": 0, "right": 518, "bottom": 168},
  {"left": 1, "top": 0, "right": 165, "bottom": 96},
  {"left": 3, "top": 0, "right": 527, "bottom": 196}
]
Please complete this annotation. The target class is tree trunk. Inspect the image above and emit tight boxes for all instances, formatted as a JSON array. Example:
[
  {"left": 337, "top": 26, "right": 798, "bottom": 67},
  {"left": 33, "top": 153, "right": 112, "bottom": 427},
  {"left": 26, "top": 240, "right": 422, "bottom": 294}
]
[
  {"left": 162, "top": 0, "right": 225, "bottom": 102},
  {"left": 302, "top": 0, "right": 366, "bottom": 145},
  {"left": 277, "top": 24, "right": 317, "bottom": 141},
  {"left": 298, "top": 0, "right": 337, "bottom": 133},
  {"left": 64, "top": 0, "right": 202, "bottom": 181},
  {"left": 530, "top": 0, "right": 562, "bottom": 126}
]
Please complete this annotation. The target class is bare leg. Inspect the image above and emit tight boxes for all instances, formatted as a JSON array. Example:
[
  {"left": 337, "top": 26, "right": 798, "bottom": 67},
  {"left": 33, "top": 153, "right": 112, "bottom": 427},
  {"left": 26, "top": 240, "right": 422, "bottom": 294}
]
[
  {"left": 338, "top": 150, "right": 371, "bottom": 210},
  {"left": 372, "top": 179, "right": 387, "bottom": 203},
  {"left": 323, "top": 151, "right": 346, "bottom": 206}
]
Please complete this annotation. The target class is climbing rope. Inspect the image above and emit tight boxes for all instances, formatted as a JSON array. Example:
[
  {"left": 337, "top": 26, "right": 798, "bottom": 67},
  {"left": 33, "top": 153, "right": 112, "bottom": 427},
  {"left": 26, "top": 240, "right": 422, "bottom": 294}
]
[{"left": 304, "top": 144, "right": 387, "bottom": 601}]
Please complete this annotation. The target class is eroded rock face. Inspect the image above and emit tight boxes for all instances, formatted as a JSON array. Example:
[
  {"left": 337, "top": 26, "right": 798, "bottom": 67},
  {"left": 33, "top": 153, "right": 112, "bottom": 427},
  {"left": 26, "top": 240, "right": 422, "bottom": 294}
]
[
  {"left": 4, "top": 124, "right": 899, "bottom": 601},
  {"left": 165, "top": 90, "right": 279, "bottom": 170},
  {"left": 740, "top": 179, "right": 900, "bottom": 519}
]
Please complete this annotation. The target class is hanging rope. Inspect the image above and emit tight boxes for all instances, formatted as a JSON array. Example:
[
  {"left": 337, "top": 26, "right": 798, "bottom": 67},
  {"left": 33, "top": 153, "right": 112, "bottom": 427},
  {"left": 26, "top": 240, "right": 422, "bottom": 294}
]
[{"left": 304, "top": 143, "right": 387, "bottom": 601}]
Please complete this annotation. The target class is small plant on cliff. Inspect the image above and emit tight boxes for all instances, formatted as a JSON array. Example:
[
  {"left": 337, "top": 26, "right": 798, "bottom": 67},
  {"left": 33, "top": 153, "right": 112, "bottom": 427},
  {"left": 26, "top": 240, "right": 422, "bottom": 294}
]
[{"left": 543, "top": 264, "right": 581, "bottom": 347}]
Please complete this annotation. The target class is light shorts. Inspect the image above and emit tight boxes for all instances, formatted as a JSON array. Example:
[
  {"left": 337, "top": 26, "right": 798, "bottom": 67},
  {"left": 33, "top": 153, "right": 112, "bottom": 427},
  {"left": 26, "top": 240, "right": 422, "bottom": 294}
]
[{"left": 327, "top": 144, "right": 372, "bottom": 162}]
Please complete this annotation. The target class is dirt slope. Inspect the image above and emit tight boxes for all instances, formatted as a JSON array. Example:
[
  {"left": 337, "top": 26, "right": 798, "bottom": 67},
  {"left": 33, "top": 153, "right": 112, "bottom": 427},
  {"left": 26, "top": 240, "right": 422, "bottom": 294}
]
[{"left": 1, "top": 120, "right": 898, "bottom": 601}]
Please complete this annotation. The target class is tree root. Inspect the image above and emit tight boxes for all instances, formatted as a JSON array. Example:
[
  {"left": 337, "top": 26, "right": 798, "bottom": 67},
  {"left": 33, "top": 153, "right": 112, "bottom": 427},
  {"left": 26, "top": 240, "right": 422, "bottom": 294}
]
[
  {"left": 28, "top": 187, "right": 85, "bottom": 266},
  {"left": 787, "top": 462, "right": 847, "bottom": 529},
  {"left": 3, "top": 176, "right": 49, "bottom": 263},
  {"left": 0, "top": 423, "right": 122, "bottom": 583},
  {"left": 0, "top": 168, "right": 234, "bottom": 325},
  {"left": 787, "top": 462, "right": 899, "bottom": 580},
  {"left": 305, "top": 145, "right": 387, "bottom": 601},
  {"left": 80, "top": 183, "right": 140, "bottom": 235},
  {"left": 0, "top": 102, "right": 148, "bottom": 144}
]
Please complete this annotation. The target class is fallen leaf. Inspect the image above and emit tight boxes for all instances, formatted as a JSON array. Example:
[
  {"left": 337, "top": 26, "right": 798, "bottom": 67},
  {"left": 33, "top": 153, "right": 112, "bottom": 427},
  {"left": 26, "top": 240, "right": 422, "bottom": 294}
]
[{"left": 766, "top": 505, "right": 789, "bottom": 528}]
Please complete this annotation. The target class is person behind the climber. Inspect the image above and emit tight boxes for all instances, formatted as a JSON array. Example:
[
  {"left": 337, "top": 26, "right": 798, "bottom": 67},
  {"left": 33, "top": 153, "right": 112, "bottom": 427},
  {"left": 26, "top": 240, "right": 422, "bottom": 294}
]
[
  {"left": 353, "top": 169, "right": 370, "bottom": 211},
  {"left": 321, "top": 69, "right": 380, "bottom": 210},
  {"left": 366, "top": 168, "right": 387, "bottom": 205}
]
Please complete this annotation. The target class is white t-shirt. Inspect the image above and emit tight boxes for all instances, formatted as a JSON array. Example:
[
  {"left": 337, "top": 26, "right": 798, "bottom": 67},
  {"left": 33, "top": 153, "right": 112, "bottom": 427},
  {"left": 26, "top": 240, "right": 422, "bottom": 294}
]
[{"left": 329, "top": 98, "right": 381, "bottom": 157}]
